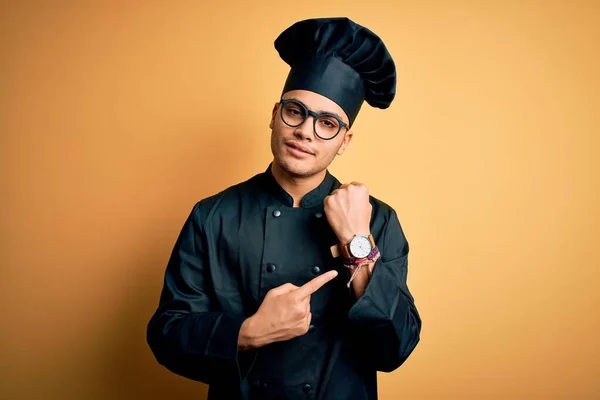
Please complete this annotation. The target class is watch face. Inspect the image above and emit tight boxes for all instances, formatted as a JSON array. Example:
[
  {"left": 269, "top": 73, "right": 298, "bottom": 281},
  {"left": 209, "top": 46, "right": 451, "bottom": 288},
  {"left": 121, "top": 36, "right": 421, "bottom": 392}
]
[{"left": 349, "top": 235, "right": 372, "bottom": 258}]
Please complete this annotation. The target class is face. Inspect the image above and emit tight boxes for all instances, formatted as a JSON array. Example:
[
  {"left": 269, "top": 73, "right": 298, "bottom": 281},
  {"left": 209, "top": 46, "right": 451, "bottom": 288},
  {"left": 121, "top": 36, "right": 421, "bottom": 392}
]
[{"left": 269, "top": 90, "right": 354, "bottom": 178}]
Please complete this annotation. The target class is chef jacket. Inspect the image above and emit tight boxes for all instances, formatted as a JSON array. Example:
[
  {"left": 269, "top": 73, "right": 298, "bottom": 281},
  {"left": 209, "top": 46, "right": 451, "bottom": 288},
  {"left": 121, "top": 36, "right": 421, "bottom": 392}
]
[{"left": 147, "top": 164, "right": 421, "bottom": 399}]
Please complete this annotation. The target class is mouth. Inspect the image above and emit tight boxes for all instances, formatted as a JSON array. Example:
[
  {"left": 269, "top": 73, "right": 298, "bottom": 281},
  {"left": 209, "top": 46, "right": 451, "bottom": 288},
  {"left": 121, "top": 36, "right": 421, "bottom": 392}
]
[{"left": 285, "top": 141, "right": 314, "bottom": 156}]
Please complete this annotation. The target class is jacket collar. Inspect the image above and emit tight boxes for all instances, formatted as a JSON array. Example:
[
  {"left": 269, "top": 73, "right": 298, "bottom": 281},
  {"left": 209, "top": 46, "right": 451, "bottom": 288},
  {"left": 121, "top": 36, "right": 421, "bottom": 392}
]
[{"left": 262, "top": 162, "right": 341, "bottom": 208}]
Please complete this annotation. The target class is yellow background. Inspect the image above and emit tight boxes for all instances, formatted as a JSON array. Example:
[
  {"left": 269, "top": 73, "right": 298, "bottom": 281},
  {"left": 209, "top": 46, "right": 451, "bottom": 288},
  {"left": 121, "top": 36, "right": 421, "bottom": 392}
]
[{"left": 1, "top": 1, "right": 599, "bottom": 399}]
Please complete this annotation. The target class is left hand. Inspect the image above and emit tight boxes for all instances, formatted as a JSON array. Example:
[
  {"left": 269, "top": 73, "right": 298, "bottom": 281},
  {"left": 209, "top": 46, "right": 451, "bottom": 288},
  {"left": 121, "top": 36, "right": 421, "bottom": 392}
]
[{"left": 323, "top": 182, "right": 373, "bottom": 244}]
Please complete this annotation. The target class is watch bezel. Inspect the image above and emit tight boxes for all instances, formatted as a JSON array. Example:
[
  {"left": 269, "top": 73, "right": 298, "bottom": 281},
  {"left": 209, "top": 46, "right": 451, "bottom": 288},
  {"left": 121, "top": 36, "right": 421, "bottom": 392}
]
[{"left": 348, "top": 235, "right": 373, "bottom": 259}]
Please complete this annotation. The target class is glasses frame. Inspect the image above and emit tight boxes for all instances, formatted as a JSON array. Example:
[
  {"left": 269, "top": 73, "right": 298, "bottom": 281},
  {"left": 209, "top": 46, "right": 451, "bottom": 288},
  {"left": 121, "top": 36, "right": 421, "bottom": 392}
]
[{"left": 279, "top": 99, "right": 348, "bottom": 140}]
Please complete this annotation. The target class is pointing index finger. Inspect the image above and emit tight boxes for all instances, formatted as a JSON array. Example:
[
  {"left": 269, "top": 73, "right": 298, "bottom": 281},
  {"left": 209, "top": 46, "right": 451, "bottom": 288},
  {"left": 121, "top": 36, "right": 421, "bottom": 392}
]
[{"left": 296, "top": 270, "right": 339, "bottom": 299}]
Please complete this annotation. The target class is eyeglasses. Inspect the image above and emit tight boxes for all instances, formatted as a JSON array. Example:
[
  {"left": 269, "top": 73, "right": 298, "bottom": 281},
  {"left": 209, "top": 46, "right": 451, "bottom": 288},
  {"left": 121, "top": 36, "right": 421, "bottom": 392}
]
[{"left": 279, "top": 99, "right": 348, "bottom": 140}]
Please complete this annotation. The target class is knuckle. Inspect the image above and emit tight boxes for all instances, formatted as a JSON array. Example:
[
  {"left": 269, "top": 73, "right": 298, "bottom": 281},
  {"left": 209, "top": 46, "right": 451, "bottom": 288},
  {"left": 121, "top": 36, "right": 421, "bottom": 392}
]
[
  {"left": 299, "top": 323, "right": 310, "bottom": 336},
  {"left": 295, "top": 307, "right": 306, "bottom": 318}
]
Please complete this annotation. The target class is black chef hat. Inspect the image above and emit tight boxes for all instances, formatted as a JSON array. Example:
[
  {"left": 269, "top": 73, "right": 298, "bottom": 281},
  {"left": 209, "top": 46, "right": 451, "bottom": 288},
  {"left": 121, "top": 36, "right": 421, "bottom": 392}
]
[{"left": 275, "top": 17, "right": 396, "bottom": 127}]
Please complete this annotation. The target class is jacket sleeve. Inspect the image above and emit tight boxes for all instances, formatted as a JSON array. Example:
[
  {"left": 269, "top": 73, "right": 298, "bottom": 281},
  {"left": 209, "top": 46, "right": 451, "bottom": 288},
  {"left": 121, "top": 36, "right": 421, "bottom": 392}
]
[
  {"left": 347, "top": 208, "right": 422, "bottom": 372},
  {"left": 146, "top": 202, "right": 256, "bottom": 385}
]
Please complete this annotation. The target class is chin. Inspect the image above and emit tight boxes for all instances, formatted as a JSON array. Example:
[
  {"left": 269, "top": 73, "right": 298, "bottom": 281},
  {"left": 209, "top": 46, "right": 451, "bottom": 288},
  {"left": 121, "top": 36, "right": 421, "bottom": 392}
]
[{"left": 275, "top": 155, "right": 320, "bottom": 178}]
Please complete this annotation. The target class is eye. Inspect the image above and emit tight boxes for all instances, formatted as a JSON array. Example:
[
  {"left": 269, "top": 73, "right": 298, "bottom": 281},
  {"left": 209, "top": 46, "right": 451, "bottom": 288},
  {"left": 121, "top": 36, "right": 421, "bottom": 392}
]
[
  {"left": 283, "top": 103, "right": 304, "bottom": 117},
  {"left": 318, "top": 117, "right": 339, "bottom": 129}
]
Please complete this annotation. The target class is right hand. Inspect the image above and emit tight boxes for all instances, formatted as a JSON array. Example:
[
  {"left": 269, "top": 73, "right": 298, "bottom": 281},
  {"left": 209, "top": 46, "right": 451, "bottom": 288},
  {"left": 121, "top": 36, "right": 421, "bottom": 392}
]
[{"left": 239, "top": 270, "right": 338, "bottom": 348}]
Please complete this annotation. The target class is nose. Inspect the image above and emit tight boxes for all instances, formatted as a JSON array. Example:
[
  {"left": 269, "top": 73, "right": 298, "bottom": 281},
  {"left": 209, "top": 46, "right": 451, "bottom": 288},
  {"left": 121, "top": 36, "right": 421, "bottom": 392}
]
[{"left": 293, "top": 115, "right": 316, "bottom": 141}]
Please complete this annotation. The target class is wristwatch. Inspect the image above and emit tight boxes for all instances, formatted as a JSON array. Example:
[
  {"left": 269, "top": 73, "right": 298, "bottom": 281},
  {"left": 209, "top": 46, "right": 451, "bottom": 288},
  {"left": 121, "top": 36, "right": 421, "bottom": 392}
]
[{"left": 339, "top": 234, "right": 375, "bottom": 259}]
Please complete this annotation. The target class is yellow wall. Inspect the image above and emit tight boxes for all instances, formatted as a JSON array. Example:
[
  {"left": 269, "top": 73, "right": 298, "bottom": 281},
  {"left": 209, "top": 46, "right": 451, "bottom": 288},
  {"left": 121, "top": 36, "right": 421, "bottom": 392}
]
[{"left": 2, "top": 1, "right": 599, "bottom": 399}]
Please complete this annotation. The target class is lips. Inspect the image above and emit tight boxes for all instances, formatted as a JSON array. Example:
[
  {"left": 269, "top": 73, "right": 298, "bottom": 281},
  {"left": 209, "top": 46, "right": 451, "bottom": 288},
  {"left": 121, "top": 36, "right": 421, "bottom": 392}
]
[{"left": 285, "top": 141, "right": 314, "bottom": 155}]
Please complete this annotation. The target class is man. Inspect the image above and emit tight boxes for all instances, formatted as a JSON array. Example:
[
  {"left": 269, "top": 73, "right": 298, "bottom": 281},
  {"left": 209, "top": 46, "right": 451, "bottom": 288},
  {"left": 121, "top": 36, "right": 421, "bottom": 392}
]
[{"left": 147, "top": 17, "right": 421, "bottom": 400}]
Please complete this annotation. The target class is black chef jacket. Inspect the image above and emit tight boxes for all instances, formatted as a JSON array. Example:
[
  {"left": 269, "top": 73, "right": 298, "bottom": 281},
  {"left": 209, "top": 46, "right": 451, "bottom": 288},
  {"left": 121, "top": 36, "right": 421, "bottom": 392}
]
[{"left": 147, "top": 164, "right": 421, "bottom": 400}]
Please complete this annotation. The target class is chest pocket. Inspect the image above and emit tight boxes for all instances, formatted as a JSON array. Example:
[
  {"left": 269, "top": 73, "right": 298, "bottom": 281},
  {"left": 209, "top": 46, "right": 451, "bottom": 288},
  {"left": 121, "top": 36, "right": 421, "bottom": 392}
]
[{"left": 258, "top": 206, "right": 341, "bottom": 317}]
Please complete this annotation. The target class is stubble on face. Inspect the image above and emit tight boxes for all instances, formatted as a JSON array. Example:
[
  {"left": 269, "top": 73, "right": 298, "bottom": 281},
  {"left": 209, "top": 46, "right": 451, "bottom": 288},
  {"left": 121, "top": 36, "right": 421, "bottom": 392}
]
[
  {"left": 270, "top": 129, "right": 347, "bottom": 179},
  {"left": 270, "top": 133, "right": 343, "bottom": 178}
]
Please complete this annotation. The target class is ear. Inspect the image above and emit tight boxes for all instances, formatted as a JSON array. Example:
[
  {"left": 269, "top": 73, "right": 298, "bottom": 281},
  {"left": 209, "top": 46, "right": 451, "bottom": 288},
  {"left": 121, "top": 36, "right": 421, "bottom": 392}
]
[
  {"left": 336, "top": 130, "right": 354, "bottom": 155},
  {"left": 269, "top": 103, "right": 278, "bottom": 129}
]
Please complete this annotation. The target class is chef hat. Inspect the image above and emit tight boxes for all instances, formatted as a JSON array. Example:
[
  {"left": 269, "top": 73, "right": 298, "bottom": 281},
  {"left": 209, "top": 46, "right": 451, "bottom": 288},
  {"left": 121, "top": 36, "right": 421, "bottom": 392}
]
[{"left": 275, "top": 17, "right": 396, "bottom": 127}]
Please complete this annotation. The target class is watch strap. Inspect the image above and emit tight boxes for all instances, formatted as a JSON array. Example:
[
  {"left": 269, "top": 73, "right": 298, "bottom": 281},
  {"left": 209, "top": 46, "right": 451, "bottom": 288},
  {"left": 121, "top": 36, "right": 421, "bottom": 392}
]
[{"left": 343, "top": 246, "right": 380, "bottom": 267}]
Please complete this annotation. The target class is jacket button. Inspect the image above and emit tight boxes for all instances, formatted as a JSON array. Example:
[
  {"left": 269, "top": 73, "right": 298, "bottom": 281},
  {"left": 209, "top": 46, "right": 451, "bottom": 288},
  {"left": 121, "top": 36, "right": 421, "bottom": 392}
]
[
  {"left": 302, "top": 383, "right": 312, "bottom": 393},
  {"left": 308, "top": 324, "right": 316, "bottom": 333},
  {"left": 266, "top": 264, "right": 276, "bottom": 273},
  {"left": 273, "top": 210, "right": 281, "bottom": 217},
  {"left": 311, "top": 266, "right": 320, "bottom": 275},
  {"left": 314, "top": 212, "right": 323, "bottom": 218}
]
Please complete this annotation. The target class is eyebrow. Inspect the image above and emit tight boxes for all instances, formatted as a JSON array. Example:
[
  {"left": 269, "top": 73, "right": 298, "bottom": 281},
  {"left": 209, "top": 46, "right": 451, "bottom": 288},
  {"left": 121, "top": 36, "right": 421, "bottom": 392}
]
[{"left": 286, "top": 97, "right": 347, "bottom": 124}]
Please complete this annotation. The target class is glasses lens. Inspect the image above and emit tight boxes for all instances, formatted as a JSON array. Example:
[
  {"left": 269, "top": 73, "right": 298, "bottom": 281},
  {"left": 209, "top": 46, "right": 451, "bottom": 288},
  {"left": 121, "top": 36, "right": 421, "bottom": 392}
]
[
  {"left": 315, "top": 115, "right": 341, "bottom": 139},
  {"left": 281, "top": 101, "right": 306, "bottom": 127}
]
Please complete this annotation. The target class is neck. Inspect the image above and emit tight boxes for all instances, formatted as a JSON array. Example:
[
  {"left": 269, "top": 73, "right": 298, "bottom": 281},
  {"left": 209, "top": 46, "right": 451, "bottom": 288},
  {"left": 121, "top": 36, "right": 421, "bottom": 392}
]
[{"left": 271, "top": 161, "right": 327, "bottom": 208}]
